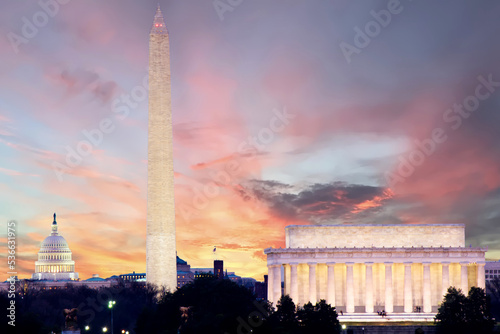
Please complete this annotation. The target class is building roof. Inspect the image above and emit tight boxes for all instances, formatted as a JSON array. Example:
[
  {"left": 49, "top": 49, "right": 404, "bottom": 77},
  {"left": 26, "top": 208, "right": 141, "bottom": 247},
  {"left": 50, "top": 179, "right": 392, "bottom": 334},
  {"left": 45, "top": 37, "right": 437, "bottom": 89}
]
[
  {"left": 84, "top": 277, "right": 106, "bottom": 282},
  {"left": 286, "top": 223, "right": 465, "bottom": 228}
]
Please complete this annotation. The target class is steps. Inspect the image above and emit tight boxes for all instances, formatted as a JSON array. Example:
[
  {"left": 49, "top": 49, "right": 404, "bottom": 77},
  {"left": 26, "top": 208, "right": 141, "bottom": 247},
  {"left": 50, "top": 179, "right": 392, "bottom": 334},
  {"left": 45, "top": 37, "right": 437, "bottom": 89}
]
[{"left": 338, "top": 312, "right": 436, "bottom": 323}]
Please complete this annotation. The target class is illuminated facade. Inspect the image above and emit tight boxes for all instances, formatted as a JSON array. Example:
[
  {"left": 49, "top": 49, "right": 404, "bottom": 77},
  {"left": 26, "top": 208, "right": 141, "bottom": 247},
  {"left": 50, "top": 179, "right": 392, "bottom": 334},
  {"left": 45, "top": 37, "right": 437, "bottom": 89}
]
[
  {"left": 146, "top": 5, "right": 177, "bottom": 291},
  {"left": 265, "top": 224, "right": 486, "bottom": 314},
  {"left": 32, "top": 214, "right": 79, "bottom": 281}
]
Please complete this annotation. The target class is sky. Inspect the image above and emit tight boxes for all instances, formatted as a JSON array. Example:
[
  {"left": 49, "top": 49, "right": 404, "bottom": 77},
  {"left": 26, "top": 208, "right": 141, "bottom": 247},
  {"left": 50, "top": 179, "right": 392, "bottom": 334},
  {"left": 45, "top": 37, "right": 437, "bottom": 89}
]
[{"left": 1, "top": 0, "right": 500, "bottom": 281}]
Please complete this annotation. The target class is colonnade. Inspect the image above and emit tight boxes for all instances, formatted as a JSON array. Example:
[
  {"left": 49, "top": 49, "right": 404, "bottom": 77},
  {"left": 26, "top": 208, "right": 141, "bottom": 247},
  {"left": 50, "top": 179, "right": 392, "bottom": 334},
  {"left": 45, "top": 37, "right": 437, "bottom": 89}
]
[
  {"left": 268, "top": 261, "right": 486, "bottom": 313},
  {"left": 36, "top": 264, "right": 75, "bottom": 273}
]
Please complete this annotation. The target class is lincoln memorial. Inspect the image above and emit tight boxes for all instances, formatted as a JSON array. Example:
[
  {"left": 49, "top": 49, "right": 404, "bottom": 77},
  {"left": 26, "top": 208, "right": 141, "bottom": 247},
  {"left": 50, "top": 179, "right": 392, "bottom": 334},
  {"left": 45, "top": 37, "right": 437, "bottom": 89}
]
[{"left": 264, "top": 224, "right": 486, "bottom": 315}]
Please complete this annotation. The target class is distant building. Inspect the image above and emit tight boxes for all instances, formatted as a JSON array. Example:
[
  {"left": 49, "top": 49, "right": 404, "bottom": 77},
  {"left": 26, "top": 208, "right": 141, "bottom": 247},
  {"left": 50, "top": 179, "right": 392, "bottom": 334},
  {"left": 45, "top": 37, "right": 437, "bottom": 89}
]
[
  {"left": 118, "top": 256, "right": 194, "bottom": 288},
  {"left": 214, "top": 260, "right": 224, "bottom": 279},
  {"left": 254, "top": 275, "right": 268, "bottom": 300},
  {"left": 31, "top": 214, "right": 79, "bottom": 281},
  {"left": 485, "top": 261, "right": 500, "bottom": 281},
  {"left": 227, "top": 272, "right": 242, "bottom": 285},
  {"left": 0, "top": 275, "right": 117, "bottom": 292},
  {"left": 119, "top": 272, "right": 146, "bottom": 282},
  {"left": 176, "top": 256, "right": 194, "bottom": 288}
]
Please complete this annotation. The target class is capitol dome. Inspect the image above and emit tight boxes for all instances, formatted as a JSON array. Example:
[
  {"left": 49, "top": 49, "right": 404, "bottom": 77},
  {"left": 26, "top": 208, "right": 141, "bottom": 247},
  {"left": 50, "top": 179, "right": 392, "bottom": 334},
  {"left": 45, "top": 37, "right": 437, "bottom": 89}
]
[
  {"left": 32, "top": 213, "right": 79, "bottom": 281},
  {"left": 41, "top": 235, "right": 69, "bottom": 248}
]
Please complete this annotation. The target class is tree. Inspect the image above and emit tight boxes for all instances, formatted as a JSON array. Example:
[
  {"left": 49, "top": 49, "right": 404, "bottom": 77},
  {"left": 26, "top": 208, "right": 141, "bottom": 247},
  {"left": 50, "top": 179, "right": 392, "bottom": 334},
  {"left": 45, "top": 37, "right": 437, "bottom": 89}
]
[
  {"left": 465, "top": 287, "right": 495, "bottom": 333},
  {"left": 270, "top": 295, "right": 298, "bottom": 333},
  {"left": 297, "top": 299, "right": 341, "bottom": 334},
  {"left": 435, "top": 287, "right": 467, "bottom": 333},
  {"left": 435, "top": 286, "right": 495, "bottom": 334},
  {"left": 140, "top": 275, "right": 272, "bottom": 334},
  {"left": 275, "top": 295, "right": 297, "bottom": 325}
]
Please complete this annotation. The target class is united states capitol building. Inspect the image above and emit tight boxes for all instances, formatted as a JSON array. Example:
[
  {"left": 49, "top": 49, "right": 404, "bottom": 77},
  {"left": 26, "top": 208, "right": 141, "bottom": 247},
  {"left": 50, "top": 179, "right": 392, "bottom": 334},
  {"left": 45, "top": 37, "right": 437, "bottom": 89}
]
[{"left": 31, "top": 213, "right": 79, "bottom": 281}]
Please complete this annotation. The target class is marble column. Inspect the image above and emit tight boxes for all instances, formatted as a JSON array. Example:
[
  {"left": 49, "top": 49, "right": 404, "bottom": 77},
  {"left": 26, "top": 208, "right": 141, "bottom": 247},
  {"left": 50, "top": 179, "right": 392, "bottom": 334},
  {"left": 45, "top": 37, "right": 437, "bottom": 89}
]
[
  {"left": 423, "top": 262, "right": 431, "bottom": 313},
  {"left": 404, "top": 262, "right": 413, "bottom": 313},
  {"left": 477, "top": 261, "right": 486, "bottom": 289},
  {"left": 385, "top": 262, "right": 393, "bottom": 313},
  {"left": 327, "top": 262, "right": 336, "bottom": 306},
  {"left": 365, "top": 262, "right": 374, "bottom": 313},
  {"left": 274, "top": 265, "right": 282, "bottom": 303},
  {"left": 290, "top": 263, "right": 299, "bottom": 304},
  {"left": 461, "top": 262, "right": 469, "bottom": 294},
  {"left": 346, "top": 262, "right": 355, "bottom": 313},
  {"left": 308, "top": 263, "right": 317, "bottom": 304},
  {"left": 267, "top": 265, "right": 274, "bottom": 304},
  {"left": 441, "top": 262, "right": 450, "bottom": 298}
]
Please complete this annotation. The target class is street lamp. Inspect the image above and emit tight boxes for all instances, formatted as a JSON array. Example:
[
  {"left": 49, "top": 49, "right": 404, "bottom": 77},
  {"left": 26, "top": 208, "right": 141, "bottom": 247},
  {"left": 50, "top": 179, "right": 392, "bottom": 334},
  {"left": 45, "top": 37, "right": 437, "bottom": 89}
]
[
  {"left": 84, "top": 325, "right": 90, "bottom": 331},
  {"left": 341, "top": 324, "right": 347, "bottom": 334},
  {"left": 102, "top": 327, "right": 108, "bottom": 333},
  {"left": 108, "top": 300, "right": 116, "bottom": 334}
]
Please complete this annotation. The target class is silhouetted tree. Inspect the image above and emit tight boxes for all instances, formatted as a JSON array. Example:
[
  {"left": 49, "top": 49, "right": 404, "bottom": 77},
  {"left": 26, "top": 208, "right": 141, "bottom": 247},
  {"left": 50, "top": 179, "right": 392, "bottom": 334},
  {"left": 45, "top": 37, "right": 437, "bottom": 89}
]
[
  {"left": 465, "top": 287, "right": 495, "bottom": 333},
  {"left": 275, "top": 295, "right": 297, "bottom": 324},
  {"left": 138, "top": 275, "right": 272, "bottom": 334},
  {"left": 435, "top": 286, "right": 495, "bottom": 334},
  {"left": 269, "top": 295, "right": 298, "bottom": 333},
  {"left": 297, "top": 299, "right": 341, "bottom": 334}
]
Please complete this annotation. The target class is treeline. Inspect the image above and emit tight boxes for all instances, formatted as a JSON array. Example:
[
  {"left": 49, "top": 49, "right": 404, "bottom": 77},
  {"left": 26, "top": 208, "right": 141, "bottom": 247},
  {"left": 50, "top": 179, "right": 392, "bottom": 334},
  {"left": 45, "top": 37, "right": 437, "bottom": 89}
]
[
  {"left": 3, "top": 276, "right": 497, "bottom": 334},
  {"left": 1, "top": 280, "right": 157, "bottom": 334},
  {"left": 0, "top": 276, "right": 341, "bottom": 334}
]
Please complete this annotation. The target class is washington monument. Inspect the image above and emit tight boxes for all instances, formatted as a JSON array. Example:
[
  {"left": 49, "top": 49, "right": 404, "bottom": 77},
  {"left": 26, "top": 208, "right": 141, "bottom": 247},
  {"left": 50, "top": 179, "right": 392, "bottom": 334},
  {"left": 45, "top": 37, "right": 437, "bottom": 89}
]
[{"left": 146, "top": 5, "right": 176, "bottom": 291}]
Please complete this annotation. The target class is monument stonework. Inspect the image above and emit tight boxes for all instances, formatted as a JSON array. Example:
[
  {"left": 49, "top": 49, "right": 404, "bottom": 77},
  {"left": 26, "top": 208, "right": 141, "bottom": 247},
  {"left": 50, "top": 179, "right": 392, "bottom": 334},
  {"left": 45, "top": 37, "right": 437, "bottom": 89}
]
[
  {"left": 265, "top": 224, "right": 486, "bottom": 316},
  {"left": 146, "top": 6, "right": 177, "bottom": 291}
]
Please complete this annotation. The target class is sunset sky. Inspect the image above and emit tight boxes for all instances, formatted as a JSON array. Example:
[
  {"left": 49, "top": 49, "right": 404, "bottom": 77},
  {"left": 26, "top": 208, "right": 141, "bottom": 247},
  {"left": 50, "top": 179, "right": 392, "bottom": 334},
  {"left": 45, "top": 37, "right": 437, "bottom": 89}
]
[{"left": 1, "top": 0, "right": 500, "bottom": 281}]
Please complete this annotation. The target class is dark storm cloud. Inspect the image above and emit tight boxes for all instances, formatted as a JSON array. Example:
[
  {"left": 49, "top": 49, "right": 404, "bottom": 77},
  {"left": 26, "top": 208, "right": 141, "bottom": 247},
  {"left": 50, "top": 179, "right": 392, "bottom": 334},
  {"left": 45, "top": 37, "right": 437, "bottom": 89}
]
[{"left": 244, "top": 180, "right": 392, "bottom": 224}]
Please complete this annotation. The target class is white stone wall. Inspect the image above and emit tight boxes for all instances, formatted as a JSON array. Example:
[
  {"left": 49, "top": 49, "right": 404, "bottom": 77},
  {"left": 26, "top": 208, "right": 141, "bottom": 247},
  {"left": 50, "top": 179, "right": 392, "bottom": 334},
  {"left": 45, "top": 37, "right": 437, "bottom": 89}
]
[{"left": 285, "top": 224, "right": 465, "bottom": 248}]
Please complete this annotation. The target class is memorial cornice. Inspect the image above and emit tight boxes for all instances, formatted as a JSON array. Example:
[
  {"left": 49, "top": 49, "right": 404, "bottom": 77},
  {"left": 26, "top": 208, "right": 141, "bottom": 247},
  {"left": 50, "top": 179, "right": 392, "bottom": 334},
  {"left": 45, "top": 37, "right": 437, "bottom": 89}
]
[{"left": 265, "top": 246, "right": 487, "bottom": 265}]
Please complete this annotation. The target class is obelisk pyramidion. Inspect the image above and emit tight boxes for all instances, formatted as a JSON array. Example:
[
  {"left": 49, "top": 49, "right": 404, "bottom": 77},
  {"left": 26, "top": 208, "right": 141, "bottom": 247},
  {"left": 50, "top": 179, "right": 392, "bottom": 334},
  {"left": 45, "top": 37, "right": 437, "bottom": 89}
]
[{"left": 146, "top": 5, "right": 177, "bottom": 291}]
